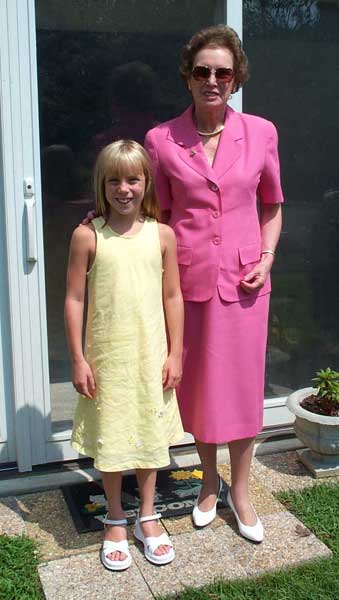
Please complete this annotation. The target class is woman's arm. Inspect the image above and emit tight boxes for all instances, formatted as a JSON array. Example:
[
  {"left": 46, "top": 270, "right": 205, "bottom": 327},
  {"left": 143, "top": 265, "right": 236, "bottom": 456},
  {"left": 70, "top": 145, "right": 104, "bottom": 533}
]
[
  {"left": 240, "top": 203, "right": 282, "bottom": 293},
  {"left": 241, "top": 120, "right": 283, "bottom": 293},
  {"left": 64, "top": 225, "right": 96, "bottom": 398},
  {"left": 159, "top": 223, "right": 184, "bottom": 390}
]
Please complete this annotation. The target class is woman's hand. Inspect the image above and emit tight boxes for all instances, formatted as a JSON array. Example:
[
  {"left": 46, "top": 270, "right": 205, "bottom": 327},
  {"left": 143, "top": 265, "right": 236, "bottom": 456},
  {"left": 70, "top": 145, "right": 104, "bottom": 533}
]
[
  {"left": 81, "top": 210, "right": 96, "bottom": 225},
  {"left": 162, "top": 354, "right": 182, "bottom": 390},
  {"left": 240, "top": 253, "right": 274, "bottom": 294},
  {"left": 72, "top": 358, "right": 96, "bottom": 398}
]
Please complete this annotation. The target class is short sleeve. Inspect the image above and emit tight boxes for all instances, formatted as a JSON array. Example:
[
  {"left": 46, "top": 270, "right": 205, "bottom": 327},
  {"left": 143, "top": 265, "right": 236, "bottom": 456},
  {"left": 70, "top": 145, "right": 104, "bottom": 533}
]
[
  {"left": 258, "top": 121, "right": 284, "bottom": 204},
  {"left": 144, "top": 130, "right": 173, "bottom": 213}
]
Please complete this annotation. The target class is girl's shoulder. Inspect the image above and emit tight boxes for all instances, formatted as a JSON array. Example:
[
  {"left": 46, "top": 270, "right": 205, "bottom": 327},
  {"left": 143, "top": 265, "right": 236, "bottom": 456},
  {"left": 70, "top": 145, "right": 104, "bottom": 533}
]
[
  {"left": 157, "top": 222, "right": 176, "bottom": 248},
  {"left": 70, "top": 223, "right": 96, "bottom": 251}
]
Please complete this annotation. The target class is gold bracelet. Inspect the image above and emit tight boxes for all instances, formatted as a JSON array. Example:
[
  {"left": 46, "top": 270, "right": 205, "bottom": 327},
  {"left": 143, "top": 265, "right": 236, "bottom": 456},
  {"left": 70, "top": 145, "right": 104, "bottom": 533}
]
[{"left": 261, "top": 249, "right": 275, "bottom": 256}]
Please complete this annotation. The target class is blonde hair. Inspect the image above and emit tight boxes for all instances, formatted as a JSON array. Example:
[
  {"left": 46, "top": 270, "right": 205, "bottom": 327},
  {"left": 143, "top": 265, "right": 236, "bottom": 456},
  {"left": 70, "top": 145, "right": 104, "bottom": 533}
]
[{"left": 94, "top": 139, "right": 160, "bottom": 221}]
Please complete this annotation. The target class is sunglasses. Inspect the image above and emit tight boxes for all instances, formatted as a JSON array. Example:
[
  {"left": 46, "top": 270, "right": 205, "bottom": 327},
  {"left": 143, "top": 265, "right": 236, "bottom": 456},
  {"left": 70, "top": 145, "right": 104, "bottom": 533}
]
[{"left": 191, "top": 66, "right": 234, "bottom": 82}]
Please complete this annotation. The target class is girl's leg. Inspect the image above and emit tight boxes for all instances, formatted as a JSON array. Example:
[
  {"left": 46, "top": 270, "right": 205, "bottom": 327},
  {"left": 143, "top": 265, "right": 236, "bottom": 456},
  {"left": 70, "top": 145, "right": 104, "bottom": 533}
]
[
  {"left": 194, "top": 440, "right": 219, "bottom": 511},
  {"left": 135, "top": 468, "right": 171, "bottom": 556},
  {"left": 228, "top": 437, "right": 257, "bottom": 525},
  {"left": 101, "top": 471, "right": 127, "bottom": 561}
]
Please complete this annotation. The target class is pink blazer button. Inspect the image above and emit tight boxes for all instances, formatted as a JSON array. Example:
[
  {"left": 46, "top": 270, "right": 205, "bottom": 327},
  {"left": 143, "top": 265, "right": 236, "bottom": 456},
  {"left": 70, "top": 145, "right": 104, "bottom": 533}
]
[
  {"left": 209, "top": 183, "right": 219, "bottom": 192},
  {"left": 213, "top": 236, "right": 221, "bottom": 245}
]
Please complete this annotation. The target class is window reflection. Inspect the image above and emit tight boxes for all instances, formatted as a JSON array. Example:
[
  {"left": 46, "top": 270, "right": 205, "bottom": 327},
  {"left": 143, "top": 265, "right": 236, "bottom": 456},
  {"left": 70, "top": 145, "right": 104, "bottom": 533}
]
[
  {"left": 35, "top": 0, "right": 222, "bottom": 431},
  {"left": 244, "top": 0, "right": 339, "bottom": 396}
]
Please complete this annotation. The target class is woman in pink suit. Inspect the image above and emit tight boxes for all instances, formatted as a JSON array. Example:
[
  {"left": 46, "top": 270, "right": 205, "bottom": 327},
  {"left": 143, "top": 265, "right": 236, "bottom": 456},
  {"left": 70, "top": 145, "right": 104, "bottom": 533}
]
[{"left": 145, "top": 25, "right": 283, "bottom": 542}]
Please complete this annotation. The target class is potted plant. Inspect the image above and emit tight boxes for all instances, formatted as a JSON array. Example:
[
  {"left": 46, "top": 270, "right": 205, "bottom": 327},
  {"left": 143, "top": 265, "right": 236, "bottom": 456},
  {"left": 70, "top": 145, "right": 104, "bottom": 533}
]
[{"left": 286, "top": 368, "right": 339, "bottom": 478}]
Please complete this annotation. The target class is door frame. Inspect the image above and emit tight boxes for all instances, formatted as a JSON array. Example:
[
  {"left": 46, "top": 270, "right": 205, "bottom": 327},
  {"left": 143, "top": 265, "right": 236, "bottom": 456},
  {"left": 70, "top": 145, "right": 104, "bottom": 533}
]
[{"left": 0, "top": 0, "right": 53, "bottom": 471}]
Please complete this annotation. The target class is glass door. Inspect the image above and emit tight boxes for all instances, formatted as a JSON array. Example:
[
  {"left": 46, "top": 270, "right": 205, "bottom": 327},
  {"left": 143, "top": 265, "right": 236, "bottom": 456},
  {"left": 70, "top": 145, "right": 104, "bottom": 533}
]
[
  {"left": 243, "top": 0, "right": 339, "bottom": 396},
  {"left": 29, "top": 0, "right": 236, "bottom": 464}
]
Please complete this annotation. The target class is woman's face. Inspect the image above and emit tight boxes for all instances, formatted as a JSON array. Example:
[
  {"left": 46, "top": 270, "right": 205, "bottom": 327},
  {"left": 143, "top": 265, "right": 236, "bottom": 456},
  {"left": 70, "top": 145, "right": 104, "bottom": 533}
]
[{"left": 188, "top": 46, "right": 234, "bottom": 112}]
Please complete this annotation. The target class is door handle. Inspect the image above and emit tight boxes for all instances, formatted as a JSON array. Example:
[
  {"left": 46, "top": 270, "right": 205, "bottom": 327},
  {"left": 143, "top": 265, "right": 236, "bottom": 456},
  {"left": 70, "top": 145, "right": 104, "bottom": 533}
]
[{"left": 24, "top": 177, "right": 37, "bottom": 263}]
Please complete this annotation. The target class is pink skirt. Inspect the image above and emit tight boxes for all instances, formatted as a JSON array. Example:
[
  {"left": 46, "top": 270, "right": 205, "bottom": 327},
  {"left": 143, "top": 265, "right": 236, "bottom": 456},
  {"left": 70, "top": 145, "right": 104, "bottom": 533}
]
[{"left": 177, "top": 291, "right": 270, "bottom": 444}]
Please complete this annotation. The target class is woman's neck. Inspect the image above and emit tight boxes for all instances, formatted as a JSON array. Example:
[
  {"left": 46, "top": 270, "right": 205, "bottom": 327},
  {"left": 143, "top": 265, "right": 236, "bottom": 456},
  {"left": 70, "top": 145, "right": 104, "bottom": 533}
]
[{"left": 194, "top": 105, "right": 226, "bottom": 133}]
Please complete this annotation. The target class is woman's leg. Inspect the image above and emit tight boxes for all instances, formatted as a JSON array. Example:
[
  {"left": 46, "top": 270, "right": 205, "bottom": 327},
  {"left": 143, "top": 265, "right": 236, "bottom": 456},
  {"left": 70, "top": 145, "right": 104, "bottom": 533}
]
[
  {"left": 228, "top": 437, "right": 257, "bottom": 525},
  {"left": 194, "top": 440, "right": 219, "bottom": 511},
  {"left": 101, "top": 471, "right": 127, "bottom": 561},
  {"left": 135, "top": 468, "right": 171, "bottom": 556}
]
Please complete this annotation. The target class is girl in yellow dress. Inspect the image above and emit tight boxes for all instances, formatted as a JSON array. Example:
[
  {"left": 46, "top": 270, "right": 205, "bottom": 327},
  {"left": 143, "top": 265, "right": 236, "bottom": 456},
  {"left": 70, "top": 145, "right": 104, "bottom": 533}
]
[{"left": 65, "top": 140, "right": 184, "bottom": 570}]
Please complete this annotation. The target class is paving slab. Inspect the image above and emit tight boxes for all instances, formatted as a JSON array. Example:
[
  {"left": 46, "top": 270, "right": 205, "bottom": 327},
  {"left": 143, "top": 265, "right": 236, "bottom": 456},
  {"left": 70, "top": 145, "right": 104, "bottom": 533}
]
[
  {"left": 215, "top": 510, "right": 332, "bottom": 577},
  {"left": 8, "top": 452, "right": 336, "bottom": 600},
  {"left": 0, "top": 496, "right": 26, "bottom": 536},
  {"left": 39, "top": 551, "right": 153, "bottom": 600},
  {"left": 131, "top": 527, "right": 246, "bottom": 597},
  {"left": 252, "top": 451, "right": 339, "bottom": 493}
]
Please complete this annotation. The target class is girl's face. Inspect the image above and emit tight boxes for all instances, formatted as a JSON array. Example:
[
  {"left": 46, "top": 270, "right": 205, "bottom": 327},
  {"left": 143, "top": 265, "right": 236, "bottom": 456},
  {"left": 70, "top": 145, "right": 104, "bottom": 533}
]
[{"left": 104, "top": 170, "right": 146, "bottom": 218}]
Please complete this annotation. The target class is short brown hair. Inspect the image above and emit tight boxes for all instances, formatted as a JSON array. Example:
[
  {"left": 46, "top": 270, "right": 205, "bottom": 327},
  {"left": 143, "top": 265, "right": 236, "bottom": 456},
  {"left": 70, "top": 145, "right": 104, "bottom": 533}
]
[
  {"left": 179, "top": 25, "right": 249, "bottom": 93},
  {"left": 94, "top": 140, "right": 160, "bottom": 221}
]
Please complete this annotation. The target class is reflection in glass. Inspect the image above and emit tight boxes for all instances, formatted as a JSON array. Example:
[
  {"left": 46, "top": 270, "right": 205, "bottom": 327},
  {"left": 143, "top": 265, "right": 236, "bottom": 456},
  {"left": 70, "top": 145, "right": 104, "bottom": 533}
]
[
  {"left": 243, "top": 0, "right": 339, "bottom": 396},
  {"left": 35, "top": 0, "right": 223, "bottom": 432}
]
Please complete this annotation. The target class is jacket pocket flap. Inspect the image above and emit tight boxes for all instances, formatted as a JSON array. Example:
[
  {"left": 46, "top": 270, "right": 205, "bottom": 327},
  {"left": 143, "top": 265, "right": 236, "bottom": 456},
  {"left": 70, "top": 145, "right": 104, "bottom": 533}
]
[
  {"left": 177, "top": 245, "right": 192, "bottom": 266},
  {"left": 238, "top": 243, "right": 261, "bottom": 266}
]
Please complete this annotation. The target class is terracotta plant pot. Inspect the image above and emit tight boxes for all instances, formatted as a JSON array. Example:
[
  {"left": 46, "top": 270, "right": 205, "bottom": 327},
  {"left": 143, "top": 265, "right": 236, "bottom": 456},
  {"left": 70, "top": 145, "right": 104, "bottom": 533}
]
[{"left": 286, "top": 387, "right": 339, "bottom": 478}]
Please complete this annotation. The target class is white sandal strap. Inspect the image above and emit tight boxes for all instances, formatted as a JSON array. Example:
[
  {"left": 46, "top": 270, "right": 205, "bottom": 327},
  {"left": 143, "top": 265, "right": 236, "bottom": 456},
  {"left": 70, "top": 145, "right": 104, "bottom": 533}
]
[
  {"left": 102, "top": 539, "right": 129, "bottom": 555},
  {"left": 97, "top": 513, "right": 127, "bottom": 526},
  {"left": 144, "top": 532, "right": 173, "bottom": 554},
  {"left": 138, "top": 513, "right": 162, "bottom": 523}
]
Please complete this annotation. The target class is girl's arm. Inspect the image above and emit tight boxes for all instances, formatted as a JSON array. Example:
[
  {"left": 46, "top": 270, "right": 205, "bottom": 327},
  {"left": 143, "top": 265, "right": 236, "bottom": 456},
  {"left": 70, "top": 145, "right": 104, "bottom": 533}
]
[
  {"left": 64, "top": 225, "right": 96, "bottom": 398},
  {"left": 240, "top": 203, "right": 282, "bottom": 293},
  {"left": 159, "top": 223, "right": 184, "bottom": 390}
]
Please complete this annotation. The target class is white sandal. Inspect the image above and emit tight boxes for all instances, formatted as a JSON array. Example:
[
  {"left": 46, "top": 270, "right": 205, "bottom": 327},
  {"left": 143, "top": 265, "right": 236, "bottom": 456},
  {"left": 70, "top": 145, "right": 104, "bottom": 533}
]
[
  {"left": 133, "top": 513, "right": 175, "bottom": 565},
  {"left": 99, "top": 514, "right": 132, "bottom": 571}
]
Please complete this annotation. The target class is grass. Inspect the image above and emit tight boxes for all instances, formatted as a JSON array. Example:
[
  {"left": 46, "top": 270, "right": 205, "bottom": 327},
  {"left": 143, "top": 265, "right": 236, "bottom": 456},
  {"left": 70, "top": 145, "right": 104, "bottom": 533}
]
[
  {"left": 0, "top": 534, "right": 43, "bottom": 600},
  {"left": 159, "top": 482, "right": 339, "bottom": 600}
]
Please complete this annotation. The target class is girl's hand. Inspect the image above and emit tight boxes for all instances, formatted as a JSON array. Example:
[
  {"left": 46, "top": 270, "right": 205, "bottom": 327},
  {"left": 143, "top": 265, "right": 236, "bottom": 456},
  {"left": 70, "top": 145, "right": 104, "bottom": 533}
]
[
  {"left": 240, "top": 253, "right": 274, "bottom": 294},
  {"left": 72, "top": 358, "right": 96, "bottom": 398},
  {"left": 81, "top": 210, "right": 97, "bottom": 225},
  {"left": 162, "top": 354, "right": 182, "bottom": 390}
]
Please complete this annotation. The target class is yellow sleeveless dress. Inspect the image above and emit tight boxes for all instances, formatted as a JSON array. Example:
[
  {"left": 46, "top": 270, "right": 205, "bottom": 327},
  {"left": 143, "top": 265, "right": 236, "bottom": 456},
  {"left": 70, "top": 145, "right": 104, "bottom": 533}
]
[{"left": 71, "top": 216, "right": 184, "bottom": 471}]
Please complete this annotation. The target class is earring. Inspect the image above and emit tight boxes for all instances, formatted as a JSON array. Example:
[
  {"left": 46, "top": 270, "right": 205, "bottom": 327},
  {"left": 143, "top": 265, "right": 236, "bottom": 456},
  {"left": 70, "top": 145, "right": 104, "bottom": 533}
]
[{"left": 228, "top": 94, "right": 233, "bottom": 100}]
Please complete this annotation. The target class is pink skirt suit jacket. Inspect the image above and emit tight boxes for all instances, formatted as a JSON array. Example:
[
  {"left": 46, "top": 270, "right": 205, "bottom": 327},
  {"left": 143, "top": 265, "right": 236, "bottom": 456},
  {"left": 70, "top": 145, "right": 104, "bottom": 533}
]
[{"left": 145, "top": 105, "right": 284, "bottom": 443}]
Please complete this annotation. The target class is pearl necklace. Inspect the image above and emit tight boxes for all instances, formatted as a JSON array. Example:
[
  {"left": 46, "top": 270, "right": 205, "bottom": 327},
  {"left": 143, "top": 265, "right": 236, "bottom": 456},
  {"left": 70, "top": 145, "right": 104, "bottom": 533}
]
[{"left": 196, "top": 125, "right": 224, "bottom": 137}]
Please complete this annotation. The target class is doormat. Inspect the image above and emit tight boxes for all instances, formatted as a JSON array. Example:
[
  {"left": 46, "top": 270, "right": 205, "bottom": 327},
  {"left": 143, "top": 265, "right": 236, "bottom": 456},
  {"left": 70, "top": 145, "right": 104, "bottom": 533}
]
[{"left": 61, "top": 466, "right": 228, "bottom": 533}]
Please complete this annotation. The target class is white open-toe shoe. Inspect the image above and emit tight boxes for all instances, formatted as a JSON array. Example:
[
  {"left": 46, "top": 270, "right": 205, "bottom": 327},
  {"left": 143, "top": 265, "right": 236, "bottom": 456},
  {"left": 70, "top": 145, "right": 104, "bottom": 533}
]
[
  {"left": 99, "top": 514, "right": 132, "bottom": 571},
  {"left": 134, "top": 513, "right": 175, "bottom": 565},
  {"left": 227, "top": 489, "right": 264, "bottom": 543},
  {"left": 192, "top": 474, "right": 223, "bottom": 527}
]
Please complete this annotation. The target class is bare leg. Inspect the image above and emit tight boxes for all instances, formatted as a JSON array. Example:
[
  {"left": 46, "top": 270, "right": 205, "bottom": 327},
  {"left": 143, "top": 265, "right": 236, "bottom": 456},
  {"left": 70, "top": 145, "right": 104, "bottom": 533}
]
[
  {"left": 194, "top": 440, "right": 219, "bottom": 511},
  {"left": 101, "top": 471, "right": 127, "bottom": 562},
  {"left": 229, "top": 437, "right": 257, "bottom": 525},
  {"left": 135, "top": 468, "right": 171, "bottom": 556}
]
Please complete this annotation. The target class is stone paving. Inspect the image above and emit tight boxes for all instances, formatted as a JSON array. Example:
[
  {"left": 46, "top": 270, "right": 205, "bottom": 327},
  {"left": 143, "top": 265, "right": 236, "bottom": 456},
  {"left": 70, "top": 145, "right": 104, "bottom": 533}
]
[{"left": 1, "top": 450, "right": 337, "bottom": 599}]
